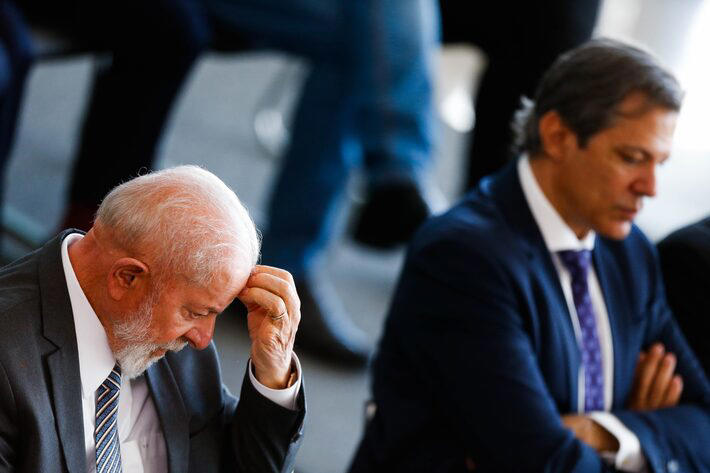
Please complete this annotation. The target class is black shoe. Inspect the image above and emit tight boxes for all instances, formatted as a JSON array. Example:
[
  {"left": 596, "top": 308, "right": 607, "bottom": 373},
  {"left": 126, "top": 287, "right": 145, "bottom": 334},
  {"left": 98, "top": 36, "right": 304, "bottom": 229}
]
[
  {"left": 294, "top": 274, "right": 372, "bottom": 367},
  {"left": 352, "top": 181, "right": 432, "bottom": 250}
]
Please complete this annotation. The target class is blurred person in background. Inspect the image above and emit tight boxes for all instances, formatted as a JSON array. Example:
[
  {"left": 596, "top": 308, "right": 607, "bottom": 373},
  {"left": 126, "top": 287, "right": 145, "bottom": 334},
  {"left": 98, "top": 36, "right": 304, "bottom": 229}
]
[
  {"left": 658, "top": 216, "right": 710, "bottom": 376},
  {"left": 204, "top": 0, "right": 440, "bottom": 365}
]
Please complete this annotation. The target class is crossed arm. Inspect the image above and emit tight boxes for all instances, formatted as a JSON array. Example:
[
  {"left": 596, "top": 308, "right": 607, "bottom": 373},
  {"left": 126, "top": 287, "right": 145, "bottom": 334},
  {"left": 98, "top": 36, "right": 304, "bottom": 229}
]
[{"left": 563, "top": 343, "right": 685, "bottom": 454}]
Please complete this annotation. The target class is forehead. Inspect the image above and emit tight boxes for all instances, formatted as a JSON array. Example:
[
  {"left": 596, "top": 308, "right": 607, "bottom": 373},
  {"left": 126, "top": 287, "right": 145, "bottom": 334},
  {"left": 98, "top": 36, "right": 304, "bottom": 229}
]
[
  {"left": 595, "top": 96, "right": 678, "bottom": 154},
  {"left": 167, "top": 262, "right": 252, "bottom": 307}
]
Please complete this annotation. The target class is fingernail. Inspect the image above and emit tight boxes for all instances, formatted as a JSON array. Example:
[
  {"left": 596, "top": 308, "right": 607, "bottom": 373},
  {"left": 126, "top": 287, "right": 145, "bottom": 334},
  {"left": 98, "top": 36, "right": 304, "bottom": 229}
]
[{"left": 675, "top": 375, "right": 683, "bottom": 388}]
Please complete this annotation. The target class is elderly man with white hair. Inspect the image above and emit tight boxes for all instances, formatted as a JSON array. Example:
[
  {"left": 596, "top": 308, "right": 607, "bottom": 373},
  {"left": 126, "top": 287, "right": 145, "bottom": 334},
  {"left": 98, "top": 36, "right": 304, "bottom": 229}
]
[{"left": 0, "top": 165, "right": 305, "bottom": 473}]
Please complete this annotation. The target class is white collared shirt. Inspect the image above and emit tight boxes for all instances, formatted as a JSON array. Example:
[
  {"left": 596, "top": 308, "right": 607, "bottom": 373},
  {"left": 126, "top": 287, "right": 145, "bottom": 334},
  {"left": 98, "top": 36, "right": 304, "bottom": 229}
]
[
  {"left": 61, "top": 233, "right": 301, "bottom": 473},
  {"left": 518, "top": 156, "right": 646, "bottom": 472}
]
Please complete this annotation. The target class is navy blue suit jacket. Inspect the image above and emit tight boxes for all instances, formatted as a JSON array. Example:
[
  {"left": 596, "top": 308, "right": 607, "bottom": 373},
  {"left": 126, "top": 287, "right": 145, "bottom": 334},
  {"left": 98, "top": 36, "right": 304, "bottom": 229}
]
[{"left": 350, "top": 162, "right": 710, "bottom": 472}]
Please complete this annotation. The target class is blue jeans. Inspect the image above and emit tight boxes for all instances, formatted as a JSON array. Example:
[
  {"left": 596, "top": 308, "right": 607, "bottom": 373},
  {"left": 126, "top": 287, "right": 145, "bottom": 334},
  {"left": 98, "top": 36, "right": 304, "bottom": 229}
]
[{"left": 208, "top": 0, "right": 439, "bottom": 277}]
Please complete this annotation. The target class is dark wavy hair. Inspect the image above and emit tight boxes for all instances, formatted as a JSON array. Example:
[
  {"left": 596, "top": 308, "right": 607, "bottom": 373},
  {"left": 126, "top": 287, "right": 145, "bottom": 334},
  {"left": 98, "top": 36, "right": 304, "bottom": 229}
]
[{"left": 512, "top": 38, "right": 683, "bottom": 156}]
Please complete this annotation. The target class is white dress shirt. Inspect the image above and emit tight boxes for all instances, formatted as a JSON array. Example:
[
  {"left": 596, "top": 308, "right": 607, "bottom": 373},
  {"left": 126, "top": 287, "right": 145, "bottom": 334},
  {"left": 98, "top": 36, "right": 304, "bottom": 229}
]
[
  {"left": 518, "top": 156, "right": 646, "bottom": 472},
  {"left": 61, "top": 233, "right": 301, "bottom": 473}
]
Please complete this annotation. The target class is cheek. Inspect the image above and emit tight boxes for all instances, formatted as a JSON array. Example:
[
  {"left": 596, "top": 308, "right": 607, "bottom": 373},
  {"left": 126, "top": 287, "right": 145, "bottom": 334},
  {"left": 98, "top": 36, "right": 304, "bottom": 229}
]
[
  {"left": 584, "top": 163, "right": 626, "bottom": 205},
  {"left": 148, "top": 311, "right": 190, "bottom": 343}
]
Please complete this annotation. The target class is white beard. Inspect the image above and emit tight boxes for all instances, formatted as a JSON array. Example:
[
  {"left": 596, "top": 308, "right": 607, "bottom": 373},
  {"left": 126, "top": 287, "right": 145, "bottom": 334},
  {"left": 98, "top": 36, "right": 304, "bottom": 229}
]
[{"left": 111, "top": 292, "right": 187, "bottom": 379}]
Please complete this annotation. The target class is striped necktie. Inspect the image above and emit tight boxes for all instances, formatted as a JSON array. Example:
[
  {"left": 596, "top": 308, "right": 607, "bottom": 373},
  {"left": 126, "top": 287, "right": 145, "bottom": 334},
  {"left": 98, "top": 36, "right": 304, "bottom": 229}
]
[
  {"left": 558, "top": 250, "right": 605, "bottom": 412},
  {"left": 95, "top": 364, "right": 123, "bottom": 473}
]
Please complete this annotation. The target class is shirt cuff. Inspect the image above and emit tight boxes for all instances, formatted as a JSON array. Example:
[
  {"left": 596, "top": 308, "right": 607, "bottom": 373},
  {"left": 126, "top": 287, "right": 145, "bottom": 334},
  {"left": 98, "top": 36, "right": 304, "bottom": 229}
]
[
  {"left": 588, "top": 412, "right": 648, "bottom": 472},
  {"left": 248, "top": 353, "right": 302, "bottom": 411}
]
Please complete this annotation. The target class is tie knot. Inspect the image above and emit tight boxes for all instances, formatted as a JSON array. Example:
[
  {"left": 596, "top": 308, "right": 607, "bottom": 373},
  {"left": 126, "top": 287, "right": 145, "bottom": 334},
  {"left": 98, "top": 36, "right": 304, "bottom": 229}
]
[
  {"left": 101, "top": 364, "right": 122, "bottom": 393},
  {"left": 558, "top": 250, "right": 592, "bottom": 277}
]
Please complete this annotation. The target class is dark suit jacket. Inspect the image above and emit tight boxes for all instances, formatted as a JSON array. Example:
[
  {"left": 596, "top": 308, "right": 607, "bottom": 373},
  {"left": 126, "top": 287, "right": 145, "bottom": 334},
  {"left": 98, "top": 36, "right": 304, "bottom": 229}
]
[
  {"left": 658, "top": 216, "right": 710, "bottom": 377},
  {"left": 349, "top": 163, "right": 710, "bottom": 473},
  {"left": 0, "top": 231, "right": 305, "bottom": 473}
]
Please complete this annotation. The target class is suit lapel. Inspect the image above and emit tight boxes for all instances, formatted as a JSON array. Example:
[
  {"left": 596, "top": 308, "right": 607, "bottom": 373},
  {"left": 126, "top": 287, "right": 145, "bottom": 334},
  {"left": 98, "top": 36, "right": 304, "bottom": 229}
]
[
  {"left": 485, "top": 163, "right": 580, "bottom": 410},
  {"left": 39, "top": 231, "right": 87, "bottom": 473},
  {"left": 146, "top": 359, "right": 189, "bottom": 473}
]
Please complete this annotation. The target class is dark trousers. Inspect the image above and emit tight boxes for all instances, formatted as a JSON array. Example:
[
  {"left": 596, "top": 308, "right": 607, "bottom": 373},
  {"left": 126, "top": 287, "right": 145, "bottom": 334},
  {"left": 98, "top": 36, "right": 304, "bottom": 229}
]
[
  {"left": 16, "top": 0, "right": 212, "bottom": 208},
  {"left": 440, "top": 0, "right": 601, "bottom": 190}
]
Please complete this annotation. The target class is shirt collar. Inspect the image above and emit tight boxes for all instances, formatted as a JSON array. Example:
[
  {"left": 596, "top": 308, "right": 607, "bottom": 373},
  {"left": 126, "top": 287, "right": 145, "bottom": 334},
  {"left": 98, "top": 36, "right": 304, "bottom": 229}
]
[
  {"left": 61, "top": 233, "right": 117, "bottom": 400},
  {"left": 517, "top": 155, "right": 595, "bottom": 253}
]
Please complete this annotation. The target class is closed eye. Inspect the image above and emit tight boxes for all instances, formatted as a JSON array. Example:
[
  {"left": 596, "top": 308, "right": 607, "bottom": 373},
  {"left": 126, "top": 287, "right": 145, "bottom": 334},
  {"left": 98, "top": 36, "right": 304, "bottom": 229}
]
[
  {"left": 183, "top": 308, "right": 210, "bottom": 319},
  {"left": 616, "top": 147, "right": 647, "bottom": 165},
  {"left": 620, "top": 152, "right": 641, "bottom": 164}
]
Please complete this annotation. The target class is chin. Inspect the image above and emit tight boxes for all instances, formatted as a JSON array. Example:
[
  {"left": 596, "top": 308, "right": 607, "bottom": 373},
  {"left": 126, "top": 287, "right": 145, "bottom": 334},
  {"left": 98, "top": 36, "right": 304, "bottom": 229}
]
[
  {"left": 598, "top": 220, "right": 632, "bottom": 240},
  {"left": 116, "top": 341, "right": 186, "bottom": 380}
]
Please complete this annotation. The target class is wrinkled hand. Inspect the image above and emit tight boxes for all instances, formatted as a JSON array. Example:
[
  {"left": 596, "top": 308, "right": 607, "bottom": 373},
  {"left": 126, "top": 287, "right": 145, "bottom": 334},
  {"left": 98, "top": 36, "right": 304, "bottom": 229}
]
[
  {"left": 238, "top": 265, "right": 301, "bottom": 389},
  {"left": 627, "top": 343, "right": 683, "bottom": 411},
  {"left": 561, "top": 415, "right": 619, "bottom": 453}
]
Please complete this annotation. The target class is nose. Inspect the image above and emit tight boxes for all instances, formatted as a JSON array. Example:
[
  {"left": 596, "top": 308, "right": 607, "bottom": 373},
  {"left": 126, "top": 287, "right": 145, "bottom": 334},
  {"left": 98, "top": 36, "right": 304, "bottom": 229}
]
[
  {"left": 632, "top": 163, "right": 657, "bottom": 197},
  {"left": 184, "top": 316, "right": 216, "bottom": 350}
]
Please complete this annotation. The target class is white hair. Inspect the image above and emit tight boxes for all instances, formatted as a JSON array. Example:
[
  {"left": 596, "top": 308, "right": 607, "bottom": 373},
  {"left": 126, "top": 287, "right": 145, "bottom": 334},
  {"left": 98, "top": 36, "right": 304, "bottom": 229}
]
[{"left": 95, "top": 165, "right": 260, "bottom": 286}]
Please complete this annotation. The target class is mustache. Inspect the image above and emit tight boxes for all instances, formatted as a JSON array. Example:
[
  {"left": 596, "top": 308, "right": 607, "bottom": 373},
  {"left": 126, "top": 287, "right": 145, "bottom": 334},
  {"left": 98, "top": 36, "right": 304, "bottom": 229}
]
[{"left": 159, "top": 337, "right": 189, "bottom": 353}]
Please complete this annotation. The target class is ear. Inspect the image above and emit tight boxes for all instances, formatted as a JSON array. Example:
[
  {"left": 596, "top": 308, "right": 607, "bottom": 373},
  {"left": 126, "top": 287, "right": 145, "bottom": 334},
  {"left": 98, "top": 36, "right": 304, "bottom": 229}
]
[
  {"left": 538, "top": 110, "right": 578, "bottom": 162},
  {"left": 107, "top": 257, "right": 150, "bottom": 301}
]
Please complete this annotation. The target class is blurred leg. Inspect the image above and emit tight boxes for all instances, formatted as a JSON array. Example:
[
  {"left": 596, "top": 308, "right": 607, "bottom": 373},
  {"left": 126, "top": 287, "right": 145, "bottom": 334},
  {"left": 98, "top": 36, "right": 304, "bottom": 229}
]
[
  {"left": 209, "top": 0, "right": 384, "bottom": 363},
  {"left": 357, "top": 0, "right": 438, "bottom": 186},
  {"left": 351, "top": 0, "right": 441, "bottom": 249},
  {"left": 207, "top": 0, "right": 349, "bottom": 278},
  {"left": 62, "top": 0, "right": 212, "bottom": 229},
  {"left": 439, "top": 0, "right": 601, "bottom": 189},
  {"left": 261, "top": 64, "right": 354, "bottom": 278},
  {"left": 0, "top": 2, "right": 33, "bottom": 205}
]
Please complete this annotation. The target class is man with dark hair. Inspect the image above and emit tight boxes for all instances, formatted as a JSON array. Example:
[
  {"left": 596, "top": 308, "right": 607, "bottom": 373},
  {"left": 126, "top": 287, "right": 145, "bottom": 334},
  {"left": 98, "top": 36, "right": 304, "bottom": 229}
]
[
  {"left": 349, "top": 39, "right": 710, "bottom": 472},
  {"left": 658, "top": 216, "right": 710, "bottom": 377}
]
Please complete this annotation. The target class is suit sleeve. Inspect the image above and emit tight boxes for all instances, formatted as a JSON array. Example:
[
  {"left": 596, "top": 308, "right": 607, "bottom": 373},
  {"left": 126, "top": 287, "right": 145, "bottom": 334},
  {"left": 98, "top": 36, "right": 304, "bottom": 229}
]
[
  {"left": 227, "top": 368, "right": 305, "bottom": 473},
  {"left": 0, "top": 359, "right": 17, "bottom": 472},
  {"left": 611, "top": 243, "right": 710, "bottom": 473},
  {"left": 176, "top": 343, "right": 305, "bottom": 473},
  {"left": 387, "top": 235, "right": 615, "bottom": 472}
]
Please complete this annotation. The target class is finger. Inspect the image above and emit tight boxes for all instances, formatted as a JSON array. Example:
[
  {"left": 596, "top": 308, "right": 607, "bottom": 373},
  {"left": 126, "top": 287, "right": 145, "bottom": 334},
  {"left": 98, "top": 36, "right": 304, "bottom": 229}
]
[
  {"left": 238, "top": 286, "right": 288, "bottom": 320},
  {"left": 251, "top": 265, "right": 295, "bottom": 286},
  {"left": 647, "top": 352, "right": 676, "bottom": 408},
  {"left": 629, "top": 352, "right": 647, "bottom": 398},
  {"left": 633, "top": 343, "right": 665, "bottom": 408},
  {"left": 662, "top": 375, "right": 683, "bottom": 407},
  {"left": 243, "top": 272, "right": 300, "bottom": 322},
  {"left": 560, "top": 414, "right": 574, "bottom": 429}
]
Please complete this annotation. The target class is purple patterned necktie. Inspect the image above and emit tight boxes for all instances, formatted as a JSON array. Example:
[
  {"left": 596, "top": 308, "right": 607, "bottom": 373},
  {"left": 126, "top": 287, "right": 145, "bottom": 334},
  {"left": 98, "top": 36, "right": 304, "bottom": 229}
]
[{"left": 558, "top": 250, "right": 604, "bottom": 412}]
